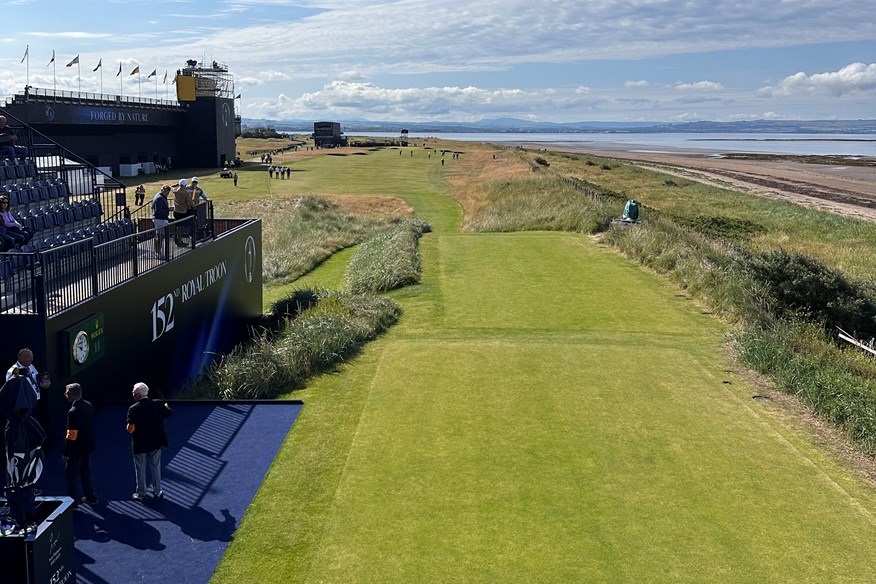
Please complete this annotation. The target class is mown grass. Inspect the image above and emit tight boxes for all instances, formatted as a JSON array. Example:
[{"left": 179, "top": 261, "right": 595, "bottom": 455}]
[{"left": 207, "top": 139, "right": 876, "bottom": 583}]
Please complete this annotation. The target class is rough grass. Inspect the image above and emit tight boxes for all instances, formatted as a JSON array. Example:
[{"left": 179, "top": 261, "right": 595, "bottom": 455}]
[
  {"left": 214, "top": 196, "right": 404, "bottom": 283},
  {"left": 189, "top": 290, "right": 400, "bottom": 400},
  {"left": 344, "top": 219, "right": 431, "bottom": 294}
]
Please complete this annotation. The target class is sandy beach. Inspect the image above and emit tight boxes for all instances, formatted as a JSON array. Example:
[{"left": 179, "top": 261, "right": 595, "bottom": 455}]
[{"left": 510, "top": 141, "right": 876, "bottom": 221}]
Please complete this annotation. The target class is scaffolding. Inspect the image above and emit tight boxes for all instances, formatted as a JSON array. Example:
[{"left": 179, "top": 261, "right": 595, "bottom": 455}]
[{"left": 178, "top": 59, "right": 235, "bottom": 100}]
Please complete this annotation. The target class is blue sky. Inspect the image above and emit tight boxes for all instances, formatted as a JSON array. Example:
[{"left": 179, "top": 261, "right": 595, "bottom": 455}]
[{"left": 3, "top": 0, "right": 875, "bottom": 123}]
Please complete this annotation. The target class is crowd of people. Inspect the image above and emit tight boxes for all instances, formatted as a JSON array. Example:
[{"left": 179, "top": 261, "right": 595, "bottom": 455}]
[
  {"left": 3, "top": 347, "right": 172, "bottom": 513},
  {"left": 147, "top": 176, "right": 208, "bottom": 259}
]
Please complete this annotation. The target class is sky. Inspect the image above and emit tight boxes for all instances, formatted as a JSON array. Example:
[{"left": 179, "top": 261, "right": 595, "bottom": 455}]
[{"left": 3, "top": 0, "right": 876, "bottom": 123}]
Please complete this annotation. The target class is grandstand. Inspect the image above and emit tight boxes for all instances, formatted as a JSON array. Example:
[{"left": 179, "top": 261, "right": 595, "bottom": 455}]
[{"left": 0, "top": 107, "right": 262, "bottom": 443}]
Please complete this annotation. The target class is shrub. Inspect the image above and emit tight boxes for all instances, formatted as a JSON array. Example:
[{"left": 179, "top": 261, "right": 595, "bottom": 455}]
[
  {"left": 193, "top": 290, "right": 401, "bottom": 400},
  {"left": 345, "top": 219, "right": 431, "bottom": 294},
  {"left": 742, "top": 250, "right": 876, "bottom": 337},
  {"left": 534, "top": 156, "right": 550, "bottom": 167},
  {"left": 600, "top": 164, "right": 612, "bottom": 170}
]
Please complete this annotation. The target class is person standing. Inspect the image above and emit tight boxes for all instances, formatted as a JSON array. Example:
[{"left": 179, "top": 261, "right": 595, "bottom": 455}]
[
  {"left": 151, "top": 185, "right": 171, "bottom": 258},
  {"left": 172, "top": 178, "right": 193, "bottom": 246},
  {"left": 232, "top": 172, "right": 238, "bottom": 187},
  {"left": 126, "top": 382, "right": 172, "bottom": 502},
  {"left": 190, "top": 177, "right": 207, "bottom": 203},
  {"left": 6, "top": 347, "right": 50, "bottom": 415},
  {"left": 62, "top": 383, "right": 98, "bottom": 507},
  {"left": 134, "top": 184, "right": 146, "bottom": 206}
]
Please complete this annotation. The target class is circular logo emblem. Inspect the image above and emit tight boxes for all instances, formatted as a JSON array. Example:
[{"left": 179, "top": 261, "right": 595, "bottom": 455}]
[
  {"left": 222, "top": 102, "right": 230, "bottom": 127},
  {"left": 73, "top": 330, "right": 90, "bottom": 365},
  {"left": 44, "top": 106, "right": 55, "bottom": 122},
  {"left": 244, "top": 236, "right": 256, "bottom": 284}
]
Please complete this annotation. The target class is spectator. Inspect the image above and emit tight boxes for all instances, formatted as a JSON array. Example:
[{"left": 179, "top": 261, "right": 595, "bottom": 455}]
[
  {"left": 190, "top": 177, "right": 207, "bottom": 202},
  {"left": 62, "top": 383, "right": 98, "bottom": 507},
  {"left": 126, "top": 382, "right": 172, "bottom": 502},
  {"left": 172, "top": 178, "right": 193, "bottom": 246},
  {"left": 233, "top": 172, "right": 238, "bottom": 187},
  {"left": 151, "top": 185, "right": 171, "bottom": 258},
  {"left": 134, "top": 185, "right": 146, "bottom": 206},
  {"left": 0, "top": 116, "right": 28, "bottom": 162},
  {"left": 0, "top": 194, "right": 32, "bottom": 249}
]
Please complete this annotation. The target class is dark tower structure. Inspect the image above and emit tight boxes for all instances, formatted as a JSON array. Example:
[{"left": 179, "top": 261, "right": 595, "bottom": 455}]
[{"left": 176, "top": 59, "right": 238, "bottom": 169}]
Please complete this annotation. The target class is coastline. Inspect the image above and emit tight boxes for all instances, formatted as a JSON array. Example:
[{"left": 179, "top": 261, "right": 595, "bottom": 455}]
[{"left": 501, "top": 140, "right": 876, "bottom": 221}]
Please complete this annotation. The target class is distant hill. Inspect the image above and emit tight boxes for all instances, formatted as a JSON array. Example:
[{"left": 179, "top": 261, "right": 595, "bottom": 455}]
[{"left": 243, "top": 117, "right": 876, "bottom": 135}]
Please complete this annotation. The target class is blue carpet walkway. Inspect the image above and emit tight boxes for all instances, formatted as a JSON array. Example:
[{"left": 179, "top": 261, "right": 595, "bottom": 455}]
[{"left": 37, "top": 401, "right": 302, "bottom": 584}]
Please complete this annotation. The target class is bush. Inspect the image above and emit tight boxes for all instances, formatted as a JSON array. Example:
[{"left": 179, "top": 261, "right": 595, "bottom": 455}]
[
  {"left": 344, "top": 219, "right": 431, "bottom": 294},
  {"left": 742, "top": 250, "right": 876, "bottom": 337},
  {"left": 534, "top": 156, "right": 550, "bottom": 167},
  {"left": 192, "top": 290, "right": 401, "bottom": 400}
]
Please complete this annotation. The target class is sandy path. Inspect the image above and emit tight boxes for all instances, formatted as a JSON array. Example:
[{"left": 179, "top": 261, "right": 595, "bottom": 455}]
[{"left": 512, "top": 142, "right": 876, "bottom": 221}]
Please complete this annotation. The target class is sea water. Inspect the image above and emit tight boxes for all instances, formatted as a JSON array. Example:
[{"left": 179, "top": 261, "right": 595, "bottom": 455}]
[{"left": 353, "top": 132, "right": 876, "bottom": 157}]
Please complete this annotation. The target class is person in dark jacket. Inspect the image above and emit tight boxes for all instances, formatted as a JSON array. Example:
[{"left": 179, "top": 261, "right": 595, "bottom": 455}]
[
  {"left": 62, "top": 383, "right": 98, "bottom": 507},
  {"left": 151, "top": 185, "right": 171, "bottom": 258},
  {"left": 126, "top": 382, "right": 172, "bottom": 501}
]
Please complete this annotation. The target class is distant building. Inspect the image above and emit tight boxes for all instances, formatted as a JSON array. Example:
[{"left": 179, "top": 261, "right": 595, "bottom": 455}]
[
  {"left": 400, "top": 128, "right": 409, "bottom": 146},
  {"left": 313, "top": 121, "right": 347, "bottom": 147}
]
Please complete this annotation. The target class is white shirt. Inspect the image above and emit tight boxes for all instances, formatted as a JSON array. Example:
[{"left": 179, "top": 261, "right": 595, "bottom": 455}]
[{"left": 6, "top": 362, "right": 39, "bottom": 400}]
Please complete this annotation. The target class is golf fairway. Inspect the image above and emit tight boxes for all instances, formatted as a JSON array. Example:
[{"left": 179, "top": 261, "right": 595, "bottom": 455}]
[{"left": 216, "top": 230, "right": 876, "bottom": 582}]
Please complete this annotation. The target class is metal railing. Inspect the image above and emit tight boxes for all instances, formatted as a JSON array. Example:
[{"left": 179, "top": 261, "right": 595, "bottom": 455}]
[
  {"left": 7, "top": 88, "right": 180, "bottom": 109},
  {"left": 0, "top": 216, "right": 204, "bottom": 317}
]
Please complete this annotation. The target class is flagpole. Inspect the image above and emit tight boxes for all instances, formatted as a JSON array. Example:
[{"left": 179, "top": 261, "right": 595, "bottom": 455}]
[
  {"left": 138, "top": 69, "right": 142, "bottom": 99},
  {"left": 24, "top": 45, "right": 29, "bottom": 92},
  {"left": 100, "top": 67, "right": 103, "bottom": 95},
  {"left": 53, "top": 57, "right": 56, "bottom": 94},
  {"left": 119, "top": 63, "right": 123, "bottom": 96},
  {"left": 77, "top": 61, "right": 81, "bottom": 94}
]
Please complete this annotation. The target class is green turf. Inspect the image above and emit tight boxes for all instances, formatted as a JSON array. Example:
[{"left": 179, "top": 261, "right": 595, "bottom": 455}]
[{"left": 214, "top": 225, "right": 876, "bottom": 582}]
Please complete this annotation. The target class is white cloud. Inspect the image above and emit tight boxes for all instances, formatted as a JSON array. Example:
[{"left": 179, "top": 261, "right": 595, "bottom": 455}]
[
  {"left": 675, "top": 81, "right": 723, "bottom": 91},
  {"left": 624, "top": 80, "right": 649, "bottom": 88},
  {"left": 760, "top": 62, "right": 876, "bottom": 97},
  {"left": 25, "top": 32, "right": 114, "bottom": 39}
]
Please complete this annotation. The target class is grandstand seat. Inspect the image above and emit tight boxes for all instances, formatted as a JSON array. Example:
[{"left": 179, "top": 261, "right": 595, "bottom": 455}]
[
  {"left": 19, "top": 244, "right": 35, "bottom": 254},
  {"left": 31, "top": 213, "right": 46, "bottom": 232},
  {"left": 121, "top": 218, "right": 134, "bottom": 236},
  {"left": 32, "top": 181, "right": 49, "bottom": 202},
  {"left": 54, "top": 180, "right": 70, "bottom": 199},
  {"left": 6, "top": 186, "right": 20, "bottom": 207},
  {"left": 24, "top": 160, "right": 36, "bottom": 178},
  {"left": 46, "top": 182, "right": 59, "bottom": 199},
  {"left": 72, "top": 201, "right": 85, "bottom": 222},
  {"left": 9, "top": 160, "right": 27, "bottom": 179},
  {"left": 0, "top": 258, "right": 11, "bottom": 280},
  {"left": 90, "top": 198, "right": 102, "bottom": 218},
  {"left": 0, "top": 165, "right": 7, "bottom": 181},
  {"left": 30, "top": 238, "right": 46, "bottom": 251},
  {"left": 63, "top": 205, "right": 75, "bottom": 224},
  {"left": 109, "top": 224, "right": 123, "bottom": 241},
  {"left": 18, "top": 184, "right": 34, "bottom": 206}
]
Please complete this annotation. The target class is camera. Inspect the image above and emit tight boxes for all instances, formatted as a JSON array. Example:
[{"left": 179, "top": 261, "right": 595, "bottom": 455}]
[{"left": 15, "top": 367, "right": 30, "bottom": 376}]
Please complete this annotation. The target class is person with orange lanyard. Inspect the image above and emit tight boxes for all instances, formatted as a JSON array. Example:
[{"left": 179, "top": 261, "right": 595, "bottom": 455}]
[{"left": 62, "top": 383, "right": 98, "bottom": 508}]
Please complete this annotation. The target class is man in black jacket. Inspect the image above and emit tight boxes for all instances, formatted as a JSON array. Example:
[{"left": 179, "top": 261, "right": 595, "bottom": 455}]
[
  {"left": 62, "top": 383, "right": 98, "bottom": 507},
  {"left": 126, "top": 382, "right": 172, "bottom": 502}
]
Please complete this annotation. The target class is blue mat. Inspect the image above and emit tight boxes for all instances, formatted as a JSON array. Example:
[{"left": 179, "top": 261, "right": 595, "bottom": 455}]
[{"left": 36, "top": 401, "right": 302, "bottom": 584}]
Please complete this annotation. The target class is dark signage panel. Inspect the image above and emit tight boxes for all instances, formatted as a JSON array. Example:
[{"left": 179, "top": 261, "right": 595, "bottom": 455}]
[
  {"left": 44, "top": 221, "right": 263, "bottom": 401},
  {"left": 26, "top": 102, "right": 184, "bottom": 127}
]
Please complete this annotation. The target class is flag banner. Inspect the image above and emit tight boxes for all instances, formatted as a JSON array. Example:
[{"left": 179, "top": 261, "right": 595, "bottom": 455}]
[
  {"left": 163, "top": 71, "right": 167, "bottom": 84},
  {"left": 20, "top": 46, "right": 28, "bottom": 64},
  {"left": 47, "top": 50, "right": 55, "bottom": 66},
  {"left": 66, "top": 55, "right": 79, "bottom": 68},
  {"left": 116, "top": 63, "right": 122, "bottom": 76},
  {"left": 130, "top": 66, "right": 140, "bottom": 76},
  {"left": 147, "top": 69, "right": 157, "bottom": 78},
  {"left": 93, "top": 59, "right": 102, "bottom": 72},
  {"left": 235, "top": 94, "right": 241, "bottom": 99}
]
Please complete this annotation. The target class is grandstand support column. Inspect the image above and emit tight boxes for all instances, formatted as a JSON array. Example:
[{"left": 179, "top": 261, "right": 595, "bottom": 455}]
[{"left": 90, "top": 247, "right": 99, "bottom": 297}]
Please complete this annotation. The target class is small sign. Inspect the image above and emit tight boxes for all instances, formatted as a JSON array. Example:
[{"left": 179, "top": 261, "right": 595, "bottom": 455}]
[{"left": 65, "top": 313, "right": 105, "bottom": 375}]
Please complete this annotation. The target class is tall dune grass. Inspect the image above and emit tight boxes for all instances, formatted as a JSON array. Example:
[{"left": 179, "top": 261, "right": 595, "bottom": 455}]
[{"left": 344, "top": 219, "right": 431, "bottom": 294}]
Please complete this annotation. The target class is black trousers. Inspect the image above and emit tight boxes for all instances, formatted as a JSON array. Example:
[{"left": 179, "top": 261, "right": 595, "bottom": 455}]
[{"left": 66, "top": 452, "right": 97, "bottom": 502}]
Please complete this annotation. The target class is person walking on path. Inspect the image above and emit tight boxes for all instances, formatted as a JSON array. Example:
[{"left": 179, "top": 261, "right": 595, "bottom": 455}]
[
  {"left": 126, "top": 382, "right": 172, "bottom": 502},
  {"left": 233, "top": 172, "right": 238, "bottom": 187},
  {"left": 62, "top": 383, "right": 98, "bottom": 507}
]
